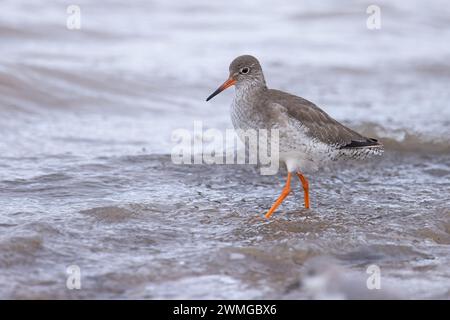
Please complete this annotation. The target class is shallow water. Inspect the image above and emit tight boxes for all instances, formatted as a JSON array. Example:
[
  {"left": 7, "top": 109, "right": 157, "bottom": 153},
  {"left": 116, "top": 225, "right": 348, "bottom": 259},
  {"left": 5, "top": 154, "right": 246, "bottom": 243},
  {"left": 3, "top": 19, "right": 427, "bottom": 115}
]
[
  {"left": 0, "top": 0, "right": 450, "bottom": 299},
  {"left": 1, "top": 153, "right": 449, "bottom": 299}
]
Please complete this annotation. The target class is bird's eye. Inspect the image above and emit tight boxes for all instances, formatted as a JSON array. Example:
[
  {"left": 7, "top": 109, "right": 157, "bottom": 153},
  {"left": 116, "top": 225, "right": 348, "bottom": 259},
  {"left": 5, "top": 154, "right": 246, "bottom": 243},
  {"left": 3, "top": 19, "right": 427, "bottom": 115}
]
[{"left": 240, "top": 67, "right": 250, "bottom": 74}]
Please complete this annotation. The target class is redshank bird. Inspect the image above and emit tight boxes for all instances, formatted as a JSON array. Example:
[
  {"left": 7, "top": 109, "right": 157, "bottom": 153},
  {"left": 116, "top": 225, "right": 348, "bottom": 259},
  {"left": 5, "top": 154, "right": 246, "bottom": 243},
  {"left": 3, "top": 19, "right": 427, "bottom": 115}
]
[{"left": 206, "top": 55, "right": 383, "bottom": 218}]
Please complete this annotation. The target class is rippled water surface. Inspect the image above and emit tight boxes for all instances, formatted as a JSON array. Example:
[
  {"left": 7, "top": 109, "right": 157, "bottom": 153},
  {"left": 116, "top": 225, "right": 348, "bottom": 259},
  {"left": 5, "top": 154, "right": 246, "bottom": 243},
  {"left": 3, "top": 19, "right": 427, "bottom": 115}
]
[{"left": 0, "top": 0, "right": 449, "bottom": 299}]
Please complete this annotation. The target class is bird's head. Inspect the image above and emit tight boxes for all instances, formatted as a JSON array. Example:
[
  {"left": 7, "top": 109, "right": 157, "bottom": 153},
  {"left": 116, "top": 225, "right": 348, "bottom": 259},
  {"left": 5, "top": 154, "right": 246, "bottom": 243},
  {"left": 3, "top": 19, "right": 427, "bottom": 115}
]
[{"left": 206, "top": 55, "right": 266, "bottom": 101}]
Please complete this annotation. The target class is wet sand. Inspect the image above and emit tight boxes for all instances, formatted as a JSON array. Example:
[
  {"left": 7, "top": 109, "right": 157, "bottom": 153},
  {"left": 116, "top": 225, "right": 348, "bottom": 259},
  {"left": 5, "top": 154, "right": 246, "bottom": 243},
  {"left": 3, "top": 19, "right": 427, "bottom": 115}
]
[
  {"left": 0, "top": 0, "right": 450, "bottom": 299},
  {"left": 0, "top": 152, "right": 449, "bottom": 299}
]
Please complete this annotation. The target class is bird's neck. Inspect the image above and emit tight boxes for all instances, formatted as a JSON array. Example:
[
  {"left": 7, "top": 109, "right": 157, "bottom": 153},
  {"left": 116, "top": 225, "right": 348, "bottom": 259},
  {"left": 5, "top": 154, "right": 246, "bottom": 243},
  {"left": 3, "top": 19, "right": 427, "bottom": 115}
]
[{"left": 234, "top": 81, "right": 267, "bottom": 102}]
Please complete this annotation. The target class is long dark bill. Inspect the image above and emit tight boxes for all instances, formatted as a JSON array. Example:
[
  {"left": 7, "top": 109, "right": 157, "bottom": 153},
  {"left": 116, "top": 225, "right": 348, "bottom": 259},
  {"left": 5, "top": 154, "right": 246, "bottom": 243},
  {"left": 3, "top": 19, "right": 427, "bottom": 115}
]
[{"left": 206, "top": 77, "right": 236, "bottom": 101}]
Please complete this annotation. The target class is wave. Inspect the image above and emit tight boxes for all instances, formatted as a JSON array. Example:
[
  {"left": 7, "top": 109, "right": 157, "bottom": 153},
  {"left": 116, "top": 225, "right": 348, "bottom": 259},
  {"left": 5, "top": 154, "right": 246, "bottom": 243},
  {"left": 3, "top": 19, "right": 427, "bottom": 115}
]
[
  {"left": 354, "top": 123, "right": 450, "bottom": 154},
  {"left": 0, "top": 56, "right": 448, "bottom": 156}
]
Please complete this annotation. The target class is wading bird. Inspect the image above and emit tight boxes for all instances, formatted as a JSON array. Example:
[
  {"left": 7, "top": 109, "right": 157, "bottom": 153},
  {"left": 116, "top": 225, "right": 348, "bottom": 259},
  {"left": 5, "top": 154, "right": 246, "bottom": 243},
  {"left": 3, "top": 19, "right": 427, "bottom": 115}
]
[{"left": 206, "top": 55, "right": 383, "bottom": 218}]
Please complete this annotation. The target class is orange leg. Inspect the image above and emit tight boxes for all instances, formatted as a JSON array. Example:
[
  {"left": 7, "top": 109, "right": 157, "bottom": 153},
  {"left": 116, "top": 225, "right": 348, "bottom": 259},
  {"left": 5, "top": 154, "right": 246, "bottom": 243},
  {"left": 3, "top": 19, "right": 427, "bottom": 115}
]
[
  {"left": 296, "top": 172, "right": 310, "bottom": 209},
  {"left": 265, "top": 172, "right": 292, "bottom": 219}
]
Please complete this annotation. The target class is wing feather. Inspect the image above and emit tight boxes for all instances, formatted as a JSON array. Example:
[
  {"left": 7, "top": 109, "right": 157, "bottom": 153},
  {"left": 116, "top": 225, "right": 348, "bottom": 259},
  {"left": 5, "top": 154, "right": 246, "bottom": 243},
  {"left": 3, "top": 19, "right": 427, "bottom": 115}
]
[{"left": 267, "top": 89, "right": 376, "bottom": 148}]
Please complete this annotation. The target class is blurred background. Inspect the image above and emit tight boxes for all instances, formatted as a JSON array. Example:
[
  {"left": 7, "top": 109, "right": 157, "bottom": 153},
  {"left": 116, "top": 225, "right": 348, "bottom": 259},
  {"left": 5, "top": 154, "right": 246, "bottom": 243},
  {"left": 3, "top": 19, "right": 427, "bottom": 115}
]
[
  {"left": 1, "top": 0, "right": 450, "bottom": 160},
  {"left": 0, "top": 0, "right": 449, "bottom": 299}
]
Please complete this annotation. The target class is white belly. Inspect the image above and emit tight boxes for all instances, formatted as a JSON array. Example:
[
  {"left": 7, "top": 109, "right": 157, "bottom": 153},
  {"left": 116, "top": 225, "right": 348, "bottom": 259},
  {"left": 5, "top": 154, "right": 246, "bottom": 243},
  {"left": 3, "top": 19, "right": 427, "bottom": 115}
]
[{"left": 281, "top": 152, "right": 320, "bottom": 173}]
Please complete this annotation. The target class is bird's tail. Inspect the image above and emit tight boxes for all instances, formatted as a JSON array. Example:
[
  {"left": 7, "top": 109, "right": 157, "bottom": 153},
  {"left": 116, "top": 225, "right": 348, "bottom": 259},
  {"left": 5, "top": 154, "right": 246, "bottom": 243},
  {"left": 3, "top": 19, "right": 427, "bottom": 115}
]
[{"left": 338, "top": 138, "right": 384, "bottom": 159}]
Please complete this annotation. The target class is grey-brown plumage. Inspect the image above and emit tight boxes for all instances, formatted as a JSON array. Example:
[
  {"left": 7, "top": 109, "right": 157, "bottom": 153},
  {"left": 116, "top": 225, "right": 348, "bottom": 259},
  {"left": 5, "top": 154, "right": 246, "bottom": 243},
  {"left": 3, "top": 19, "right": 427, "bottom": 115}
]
[
  {"left": 206, "top": 55, "right": 383, "bottom": 214},
  {"left": 263, "top": 89, "right": 379, "bottom": 149},
  {"left": 217, "top": 55, "right": 383, "bottom": 172}
]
